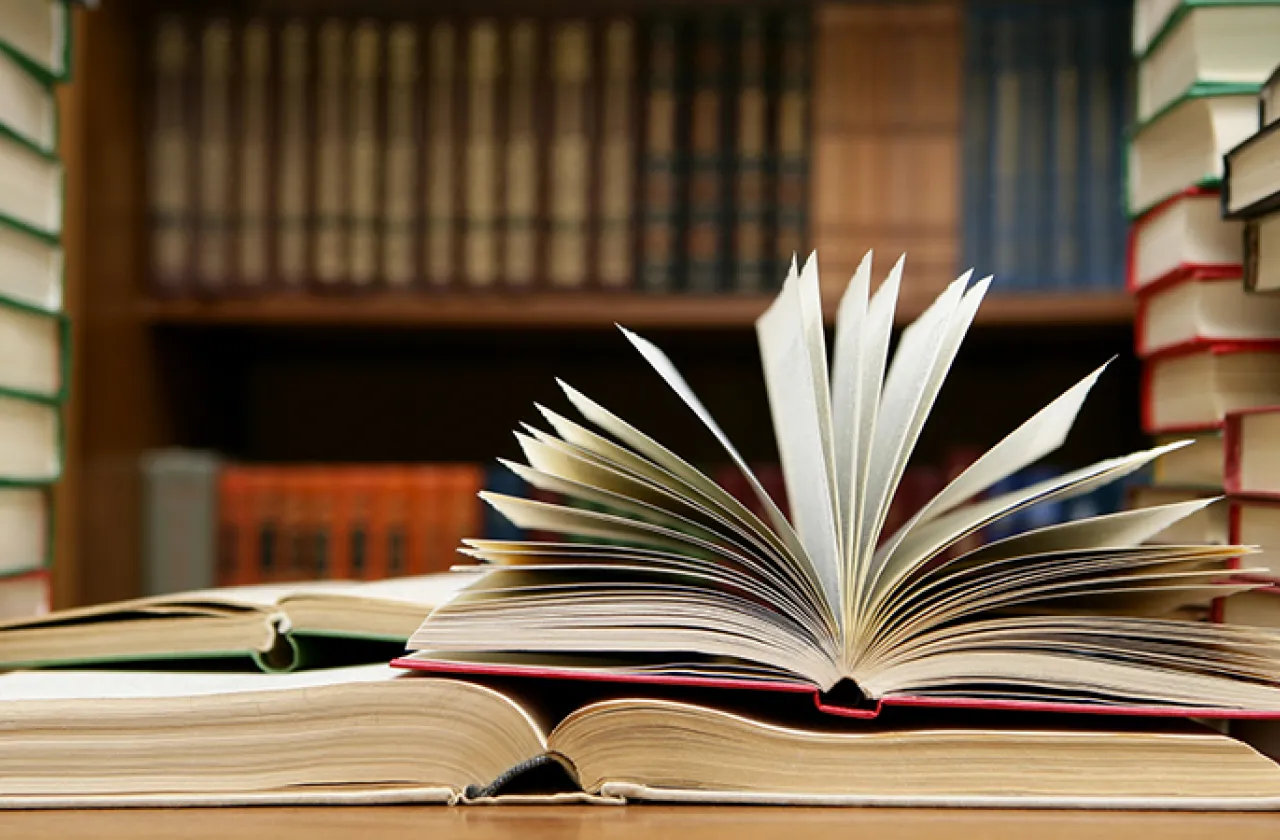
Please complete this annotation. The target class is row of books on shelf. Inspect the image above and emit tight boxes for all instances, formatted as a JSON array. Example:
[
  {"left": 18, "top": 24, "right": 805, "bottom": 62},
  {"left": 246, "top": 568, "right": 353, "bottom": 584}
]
[
  {"left": 960, "top": 0, "right": 1132, "bottom": 293},
  {"left": 0, "top": 1, "right": 75, "bottom": 623},
  {"left": 146, "top": 7, "right": 810, "bottom": 299},
  {"left": 120, "top": 445, "right": 1139, "bottom": 606}
]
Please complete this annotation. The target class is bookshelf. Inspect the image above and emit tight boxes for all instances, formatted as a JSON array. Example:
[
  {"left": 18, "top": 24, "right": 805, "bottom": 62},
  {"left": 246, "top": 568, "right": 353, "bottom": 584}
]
[{"left": 58, "top": 0, "right": 1144, "bottom": 608}]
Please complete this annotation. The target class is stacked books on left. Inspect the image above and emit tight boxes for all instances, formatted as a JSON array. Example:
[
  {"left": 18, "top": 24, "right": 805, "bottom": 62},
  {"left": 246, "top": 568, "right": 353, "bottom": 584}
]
[{"left": 0, "top": 1, "right": 73, "bottom": 622}]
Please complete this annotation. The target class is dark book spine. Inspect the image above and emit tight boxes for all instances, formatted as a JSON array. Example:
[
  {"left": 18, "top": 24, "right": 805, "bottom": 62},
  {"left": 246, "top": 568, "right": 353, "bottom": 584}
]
[
  {"left": 147, "top": 14, "right": 195, "bottom": 297},
  {"left": 732, "top": 11, "right": 770, "bottom": 294},
  {"left": 639, "top": 17, "right": 682, "bottom": 293},
  {"left": 685, "top": 14, "right": 727, "bottom": 294},
  {"left": 773, "top": 9, "right": 810, "bottom": 282}
]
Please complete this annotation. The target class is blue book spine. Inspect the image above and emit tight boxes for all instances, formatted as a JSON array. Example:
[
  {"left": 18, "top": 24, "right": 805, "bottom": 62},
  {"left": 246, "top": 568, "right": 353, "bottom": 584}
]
[
  {"left": 1048, "top": 4, "right": 1082, "bottom": 291},
  {"left": 960, "top": 4, "right": 991, "bottom": 279},
  {"left": 482, "top": 464, "right": 527, "bottom": 541},
  {"left": 989, "top": 5, "right": 1020, "bottom": 293},
  {"left": 1110, "top": 3, "right": 1136, "bottom": 290},
  {"left": 1015, "top": 3, "right": 1047, "bottom": 292},
  {"left": 1081, "top": 1, "right": 1121, "bottom": 290}
]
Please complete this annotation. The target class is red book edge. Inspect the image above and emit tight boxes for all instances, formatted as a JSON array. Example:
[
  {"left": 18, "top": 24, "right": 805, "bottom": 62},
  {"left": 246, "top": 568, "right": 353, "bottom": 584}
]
[
  {"left": 390, "top": 655, "right": 1280, "bottom": 720},
  {"left": 1125, "top": 185, "right": 1231, "bottom": 295},
  {"left": 1134, "top": 270, "right": 1248, "bottom": 357},
  {"left": 1142, "top": 341, "right": 1280, "bottom": 435},
  {"left": 0, "top": 568, "right": 49, "bottom": 584},
  {"left": 1224, "top": 406, "right": 1280, "bottom": 499}
]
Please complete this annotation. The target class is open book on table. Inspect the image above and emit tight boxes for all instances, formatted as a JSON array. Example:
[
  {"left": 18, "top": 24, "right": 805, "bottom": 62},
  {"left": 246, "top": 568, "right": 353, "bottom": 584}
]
[
  {"left": 4, "top": 664, "right": 1280, "bottom": 809},
  {"left": 0, "top": 570, "right": 484, "bottom": 672},
  {"left": 397, "top": 251, "right": 1280, "bottom": 718}
]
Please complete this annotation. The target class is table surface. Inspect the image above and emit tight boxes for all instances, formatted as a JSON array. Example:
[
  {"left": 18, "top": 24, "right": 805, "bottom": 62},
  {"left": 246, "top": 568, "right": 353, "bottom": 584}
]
[{"left": 6, "top": 806, "right": 1280, "bottom": 840}]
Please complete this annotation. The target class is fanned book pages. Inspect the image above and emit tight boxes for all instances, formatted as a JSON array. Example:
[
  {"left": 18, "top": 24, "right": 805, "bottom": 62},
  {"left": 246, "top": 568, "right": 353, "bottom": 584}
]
[{"left": 398, "top": 252, "right": 1280, "bottom": 718}]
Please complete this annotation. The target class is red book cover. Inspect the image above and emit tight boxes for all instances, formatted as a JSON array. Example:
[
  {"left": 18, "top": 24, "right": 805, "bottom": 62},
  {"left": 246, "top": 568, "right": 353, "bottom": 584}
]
[
  {"left": 390, "top": 654, "right": 1280, "bottom": 721},
  {"left": 1125, "top": 185, "right": 1240, "bottom": 296},
  {"left": 1225, "top": 406, "right": 1280, "bottom": 500},
  {"left": 1132, "top": 271, "right": 1269, "bottom": 358},
  {"left": 1140, "top": 340, "right": 1280, "bottom": 435}
]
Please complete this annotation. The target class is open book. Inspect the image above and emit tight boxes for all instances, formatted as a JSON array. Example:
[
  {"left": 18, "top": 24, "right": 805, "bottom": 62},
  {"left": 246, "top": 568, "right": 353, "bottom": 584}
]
[
  {"left": 0, "top": 570, "right": 483, "bottom": 672},
  {"left": 398, "top": 252, "right": 1280, "bottom": 717},
  {"left": 3, "top": 665, "right": 1280, "bottom": 809}
]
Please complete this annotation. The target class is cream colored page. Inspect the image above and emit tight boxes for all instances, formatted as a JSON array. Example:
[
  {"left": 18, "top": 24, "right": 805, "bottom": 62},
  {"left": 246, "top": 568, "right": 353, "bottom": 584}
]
[
  {"left": 616, "top": 326, "right": 831, "bottom": 616},
  {"left": 797, "top": 254, "right": 841, "bottom": 549},
  {"left": 830, "top": 252, "right": 871, "bottom": 533},
  {"left": 908, "top": 362, "right": 1110, "bottom": 528},
  {"left": 755, "top": 260, "right": 842, "bottom": 611},
  {"left": 868, "top": 442, "right": 1192, "bottom": 608},
  {"left": 953, "top": 499, "right": 1222, "bottom": 565},
  {"left": 0, "top": 663, "right": 402, "bottom": 702}
]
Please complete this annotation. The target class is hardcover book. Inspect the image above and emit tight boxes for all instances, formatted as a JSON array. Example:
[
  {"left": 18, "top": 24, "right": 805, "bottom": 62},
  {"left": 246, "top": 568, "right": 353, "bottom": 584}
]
[{"left": 397, "top": 251, "right": 1280, "bottom": 720}]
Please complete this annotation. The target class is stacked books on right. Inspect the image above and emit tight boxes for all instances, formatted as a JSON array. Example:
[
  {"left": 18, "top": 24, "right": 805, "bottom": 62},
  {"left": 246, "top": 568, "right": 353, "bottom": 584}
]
[{"left": 1126, "top": 0, "right": 1280, "bottom": 758}]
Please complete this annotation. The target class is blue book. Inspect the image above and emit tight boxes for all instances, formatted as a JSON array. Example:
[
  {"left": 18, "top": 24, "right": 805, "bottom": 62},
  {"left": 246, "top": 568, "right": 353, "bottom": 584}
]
[
  {"left": 482, "top": 464, "right": 528, "bottom": 541},
  {"left": 960, "top": 4, "right": 992, "bottom": 280}
]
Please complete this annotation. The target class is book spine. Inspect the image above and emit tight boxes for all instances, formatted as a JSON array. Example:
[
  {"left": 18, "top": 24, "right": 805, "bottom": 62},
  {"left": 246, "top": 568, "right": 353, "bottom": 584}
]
[
  {"left": 685, "top": 15, "right": 727, "bottom": 294},
  {"left": 960, "top": 5, "right": 989, "bottom": 283},
  {"left": 990, "top": 8, "right": 1018, "bottom": 288},
  {"left": 548, "top": 20, "right": 591, "bottom": 290},
  {"left": 640, "top": 17, "right": 681, "bottom": 293},
  {"left": 733, "top": 11, "right": 769, "bottom": 294},
  {"left": 1048, "top": 7, "right": 1080, "bottom": 291},
  {"left": 382, "top": 470, "right": 410, "bottom": 578},
  {"left": 312, "top": 18, "right": 349, "bottom": 292},
  {"left": 274, "top": 19, "right": 311, "bottom": 291},
  {"left": 483, "top": 463, "right": 527, "bottom": 541},
  {"left": 424, "top": 21, "right": 457, "bottom": 290},
  {"left": 195, "top": 17, "right": 234, "bottom": 298},
  {"left": 502, "top": 20, "right": 540, "bottom": 291},
  {"left": 141, "top": 450, "right": 219, "bottom": 596},
  {"left": 1082, "top": 3, "right": 1115, "bottom": 290},
  {"left": 1016, "top": 4, "right": 1046, "bottom": 291},
  {"left": 465, "top": 20, "right": 502, "bottom": 290},
  {"left": 774, "top": 9, "right": 810, "bottom": 276},
  {"left": 445, "top": 465, "right": 484, "bottom": 571},
  {"left": 236, "top": 18, "right": 271, "bottom": 294},
  {"left": 381, "top": 22, "right": 419, "bottom": 291},
  {"left": 1245, "top": 218, "right": 1261, "bottom": 293},
  {"left": 149, "top": 15, "right": 193, "bottom": 297},
  {"left": 347, "top": 20, "right": 383, "bottom": 292},
  {"left": 598, "top": 19, "right": 635, "bottom": 292}
]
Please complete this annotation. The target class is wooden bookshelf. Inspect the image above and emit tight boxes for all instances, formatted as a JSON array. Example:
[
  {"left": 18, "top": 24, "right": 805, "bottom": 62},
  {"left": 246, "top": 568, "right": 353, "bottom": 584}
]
[
  {"left": 58, "top": 0, "right": 1144, "bottom": 609},
  {"left": 136, "top": 292, "right": 1134, "bottom": 330}
]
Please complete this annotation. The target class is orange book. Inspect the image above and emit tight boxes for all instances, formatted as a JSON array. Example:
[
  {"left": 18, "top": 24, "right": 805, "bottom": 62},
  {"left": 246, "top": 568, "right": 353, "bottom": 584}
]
[
  {"left": 438, "top": 464, "right": 483, "bottom": 572},
  {"left": 406, "top": 466, "right": 444, "bottom": 575},
  {"left": 324, "top": 467, "right": 354, "bottom": 580},
  {"left": 344, "top": 469, "right": 378, "bottom": 580},
  {"left": 215, "top": 468, "right": 254, "bottom": 586}
]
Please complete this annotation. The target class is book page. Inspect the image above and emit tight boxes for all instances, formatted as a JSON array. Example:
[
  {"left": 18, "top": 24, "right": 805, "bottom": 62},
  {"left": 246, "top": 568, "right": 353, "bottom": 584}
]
[
  {"left": 866, "top": 442, "right": 1193, "bottom": 614},
  {"left": 830, "top": 252, "right": 871, "bottom": 542},
  {"left": 755, "top": 257, "right": 842, "bottom": 614},
  {"left": 0, "top": 662, "right": 404, "bottom": 702},
  {"left": 857, "top": 273, "right": 986, "bottom": 603}
]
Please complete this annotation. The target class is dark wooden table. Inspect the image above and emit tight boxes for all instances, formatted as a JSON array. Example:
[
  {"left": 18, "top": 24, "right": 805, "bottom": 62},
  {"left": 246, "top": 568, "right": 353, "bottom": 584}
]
[{"left": 4, "top": 806, "right": 1280, "bottom": 840}]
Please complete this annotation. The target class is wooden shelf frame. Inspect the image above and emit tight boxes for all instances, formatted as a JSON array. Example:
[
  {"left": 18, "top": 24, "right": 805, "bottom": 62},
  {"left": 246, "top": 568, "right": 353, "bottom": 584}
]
[{"left": 136, "top": 292, "right": 1134, "bottom": 330}]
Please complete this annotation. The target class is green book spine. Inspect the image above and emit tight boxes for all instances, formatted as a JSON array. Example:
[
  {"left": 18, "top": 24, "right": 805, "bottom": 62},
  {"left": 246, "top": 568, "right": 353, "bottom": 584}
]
[{"left": 0, "top": 0, "right": 72, "bottom": 84}]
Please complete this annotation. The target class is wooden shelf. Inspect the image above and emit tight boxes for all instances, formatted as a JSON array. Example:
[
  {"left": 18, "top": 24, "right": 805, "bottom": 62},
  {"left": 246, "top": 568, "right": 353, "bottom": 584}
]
[{"left": 135, "top": 292, "right": 1134, "bottom": 330}]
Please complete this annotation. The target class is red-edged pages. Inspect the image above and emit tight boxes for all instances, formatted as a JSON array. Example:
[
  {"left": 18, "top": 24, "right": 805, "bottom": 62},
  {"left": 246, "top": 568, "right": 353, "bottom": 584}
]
[
  {"left": 1140, "top": 339, "right": 1280, "bottom": 435},
  {"left": 1133, "top": 271, "right": 1251, "bottom": 357},
  {"left": 1227, "top": 496, "right": 1280, "bottom": 576},
  {"left": 1225, "top": 406, "right": 1280, "bottom": 499},
  {"left": 391, "top": 655, "right": 1280, "bottom": 721},
  {"left": 1126, "top": 186, "right": 1241, "bottom": 296}
]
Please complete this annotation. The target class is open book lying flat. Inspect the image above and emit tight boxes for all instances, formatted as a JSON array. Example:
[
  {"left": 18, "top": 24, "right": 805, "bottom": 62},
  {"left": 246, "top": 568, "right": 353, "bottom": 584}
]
[
  {"left": 0, "top": 570, "right": 483, "bottom": 672},
  {"left": 3, "top": 665, "right": 1280, "bottom": 810},
  {"left": 397, "top": 251, "right": 1280, "bottom": 718}
]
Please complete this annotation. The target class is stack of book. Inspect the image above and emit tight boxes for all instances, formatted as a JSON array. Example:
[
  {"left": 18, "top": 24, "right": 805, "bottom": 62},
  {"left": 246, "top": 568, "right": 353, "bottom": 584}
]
[
  {"left": 9, "top": 252, "right": 1280, "bottom": 807},
  {"left": 0, "top": 1, "right": 73, "bottom": 622},
  {"left": 146, "top": 7, "right": 811, "bottom": 299}
]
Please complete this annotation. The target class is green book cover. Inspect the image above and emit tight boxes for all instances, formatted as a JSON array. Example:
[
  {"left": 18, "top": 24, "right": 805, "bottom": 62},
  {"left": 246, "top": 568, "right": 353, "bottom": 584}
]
[
  {"left": 0, "top": 0, "right": 73, "bottom": 85},
  {"left": 1140, "top": 0, "right": 1280, "bottom": 60},
  {"left": 0, "top": 47, "right": 58, "bottom": 155}
]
